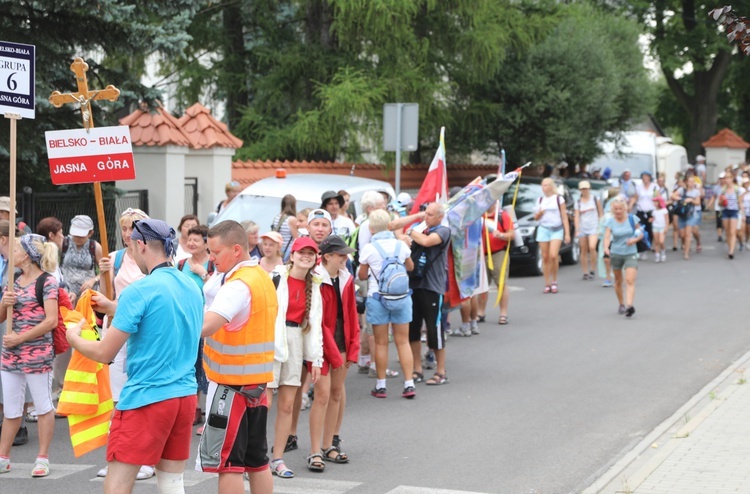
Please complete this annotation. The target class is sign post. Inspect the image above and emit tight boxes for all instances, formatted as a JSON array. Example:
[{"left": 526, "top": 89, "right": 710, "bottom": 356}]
[
  {"left": 383, "top": 103, "right": 419, "bottom": 195},
  {"left": 0, "top": 40, "right": 35, "bottom": 334},
  {"left": 49, "top": 58, "right": 121, "bottom": 299}
]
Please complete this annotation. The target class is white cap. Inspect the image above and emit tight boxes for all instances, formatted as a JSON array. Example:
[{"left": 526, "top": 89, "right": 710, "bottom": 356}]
[
  {"left": 307, "top": 209, "right": 332, "bottom": 226},
  {"left": 70, "top": 215, "right": 94, "bottom": 237},
  {"left": 397, "top": 192, "right": 412, "bottom": 205},
  {"left": 696, "top": 155, "right": 706, "bottom": 162},
  {"left": 718, "top": 172, "right": 726, "bottom": 179}
]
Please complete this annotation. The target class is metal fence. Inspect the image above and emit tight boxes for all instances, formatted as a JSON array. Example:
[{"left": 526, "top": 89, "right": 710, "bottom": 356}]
[
  {"left": 16, "top": 189, "right": 149, "bottom": 252},
  {"left": 185, "top": 177, "right": 198, "bottom": 216}
]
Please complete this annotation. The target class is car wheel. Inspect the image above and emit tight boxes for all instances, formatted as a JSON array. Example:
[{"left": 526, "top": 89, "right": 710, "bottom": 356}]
[
  {"left": 532, "top": 243, "right": 543, "bottom": 276},
  {"left": 561, "top": 236, "right": 580, "bottom": 265}
]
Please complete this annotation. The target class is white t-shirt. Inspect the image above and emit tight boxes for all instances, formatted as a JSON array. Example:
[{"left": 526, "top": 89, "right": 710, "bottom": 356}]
[
  {"left": 206, "top": 259, "right": 257, "bottom": 332},
  {"left": 331, "top": 215, "right": 356, "bottom": 237},
  {"left": 358, "top": 219, "right": 372, "bottom": 250},
  {"left": 713, "top": 185, "right": 723, "bottom": 212},
  {"left": 535, "top": 195, "right": 565, "bottom": 229},
  {"left": 359, "top": 237, "right": 411, "bottom": 297},
  {"left": 635, "top": 182, "right": 658, "bottom": 213},
  {"left": 574, "top": 196, "right": 599, "bottom": 232},
  {"left": 174, "top": 243, "right": 190, "bottom": 262},
  {"left": 653, "top": 208, "right": 668, "bottom": 229}
]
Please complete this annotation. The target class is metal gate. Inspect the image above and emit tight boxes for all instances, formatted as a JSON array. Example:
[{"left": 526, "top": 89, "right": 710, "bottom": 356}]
[{"left": 185, "top": 177, "right": 198, "bottom": 216}]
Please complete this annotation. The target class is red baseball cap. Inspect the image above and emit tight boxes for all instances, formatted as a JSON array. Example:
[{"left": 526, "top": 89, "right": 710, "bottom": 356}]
[{"left": 291, "top": 236, "right": 319, "bottom": 254}]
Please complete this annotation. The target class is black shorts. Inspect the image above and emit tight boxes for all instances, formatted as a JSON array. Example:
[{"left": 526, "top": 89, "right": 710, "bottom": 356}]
[
  {"left": 409, "top": 288, "right": 446, "bottom": 350},
  {"left": 716, "top": 211, "right": 723, "bottom": 229},
  {"left": 197, "top": 382, "right": 269, "bottom": 474}
]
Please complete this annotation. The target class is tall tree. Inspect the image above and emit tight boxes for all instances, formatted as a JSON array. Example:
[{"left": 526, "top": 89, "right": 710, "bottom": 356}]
[{"left": 0, "top": 0, "right": 199, "bottom": 192}]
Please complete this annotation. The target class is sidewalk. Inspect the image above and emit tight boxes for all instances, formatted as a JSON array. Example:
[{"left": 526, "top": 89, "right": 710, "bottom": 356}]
[{"left": 584, "top": 348, "right": 750, "bottom": 494}]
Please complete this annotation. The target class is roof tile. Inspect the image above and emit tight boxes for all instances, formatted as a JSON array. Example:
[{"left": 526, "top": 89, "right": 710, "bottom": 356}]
[
  {"left": 177, "top": 103, "right": 243, "bottom": 149},
  {"left": 118, "top": 104, "right": 193, "bottom": 147},
  {"left": 703, "top": 128, "right": 750, "bottom": 149}
]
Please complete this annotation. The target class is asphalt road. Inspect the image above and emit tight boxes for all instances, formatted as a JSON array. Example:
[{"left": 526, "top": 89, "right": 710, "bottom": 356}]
[{"left": 2, "top": 221, "right": 749, "bottom": 494}]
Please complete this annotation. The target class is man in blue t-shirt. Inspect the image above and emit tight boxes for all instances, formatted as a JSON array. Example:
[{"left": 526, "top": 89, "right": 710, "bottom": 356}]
[{"left": 67, "top": 218, "right": 202, "bottom": 494}]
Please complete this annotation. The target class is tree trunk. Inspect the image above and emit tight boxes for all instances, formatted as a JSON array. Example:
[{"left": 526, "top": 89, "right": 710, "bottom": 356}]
[
  {"left": 685, "top": 51, "right": 732, "bottom": 161},
  {"left": 222, "top": 4, "right": 248, "bottom": 130}
]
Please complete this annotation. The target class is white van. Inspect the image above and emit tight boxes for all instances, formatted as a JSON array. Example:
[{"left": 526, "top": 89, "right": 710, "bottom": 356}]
[{"left": 209, "top": 173, "right": 396, "bottom": 231}]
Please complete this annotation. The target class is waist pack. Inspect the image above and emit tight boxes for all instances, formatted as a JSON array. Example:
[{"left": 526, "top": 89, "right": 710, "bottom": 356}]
[{"left": 371, "top": 240, "right": 412, "bottom": 310}]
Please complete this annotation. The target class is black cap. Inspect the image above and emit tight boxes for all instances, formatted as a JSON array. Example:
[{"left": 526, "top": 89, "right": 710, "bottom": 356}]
[
  {"left": 319, "top": 235, "right": 355, "bottom": 255},
  {"left": 321, "top": 190, "right": 344, "bottom": 208}
]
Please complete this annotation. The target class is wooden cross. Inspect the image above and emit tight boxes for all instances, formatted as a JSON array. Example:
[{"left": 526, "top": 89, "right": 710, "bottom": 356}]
[{"left": 48, "top": 58, "right": 120, "bottom": 299}]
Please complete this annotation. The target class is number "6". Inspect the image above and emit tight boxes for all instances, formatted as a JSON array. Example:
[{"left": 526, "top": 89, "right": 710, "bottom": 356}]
[{"left": 6, "top": 72, "right": 17, "bottom": 91}]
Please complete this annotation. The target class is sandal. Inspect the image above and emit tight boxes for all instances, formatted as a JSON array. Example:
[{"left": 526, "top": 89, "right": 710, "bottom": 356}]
[
  {"left": 425, "top": 372, "right": 448, "bottom": 386},
  {"left": 477, "top": 315, "right": 486, "bottom": 322},
  {"left": 31, "top": 459, "right": 50, "bottom": 478},
  {"left": 498, "top": 315, "right": 508, "bottom": 325},
  {"left": 412, "top": 371, "right": 424, "bottom": 383},
  {"left": 582, "top": 273, "right": 589, "bottom": 280},
  {"left": 550, "top": 283, "right": 558, "bottom": 294},
  {"left": 696, "top": 244, "right": 702, "bottom": 253},
  {"left": 270, "top": 459, "right": 294, "bottom": 478},
  {"left": 322, "top": 446, "right": 349, "bottom": 463},
  {"left": 543, "top": 285, "right": 551, "bottom": 293},
  {"left": 307, "top": 453, "right": 325, "bottom": 472}
]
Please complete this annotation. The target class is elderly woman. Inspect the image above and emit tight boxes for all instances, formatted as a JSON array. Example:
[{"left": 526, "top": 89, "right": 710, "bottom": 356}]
[
  {"left": 174, "top": 214, "right": 199, "bottom": 262},
  {"left": 0, "top": 234, "right": 59, "bottom": 477},
  {"left": 216, "top": 180, "right": 242, "bottom": 215},
  {"left": 603, "top": 198, "right": 643, "bottom": 317},
  {"left": 533, "top": 177, "right": 570, "bottom": 293}
]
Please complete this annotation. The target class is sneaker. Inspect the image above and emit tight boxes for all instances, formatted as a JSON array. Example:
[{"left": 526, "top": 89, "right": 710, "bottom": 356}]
[
  {"left": 423, "top": 350, "right": 436, "bottom": 370},
  {"left": 718, "top": 235, "right": 723, "bottom": 242},
  {"left": 617, "top": 304, "right": 626, "bottom": 315},
  {"left": 371, "top": 387, "right": 387, "bottom": 398},
  {"left": 31, "top": 458, "right": 50, "bottom": 478},
  {"left": 96, "top": 465, "right": 108, "bottom": 477},
  {"left": 369, "top": 367, "right": 399, "bottom": 378},
  {"left": 136, "top": 465, "right": 155, "bottom": 480},
  {"left": 653, "top": 252, "right": 660, "bottom": 263},
  {"left": 640, "top": 252, "right": 647, "bottom": 261},
  {"left": 300, "top": 394, "right": 311, "bottom": 411},
  {"left": 402, "top": 386, "right": 416, "bottom": 399},
  {"left": 661, "top": 251, "right": 666, "bottom": 262},
  {"left": 602, "top": 279, "right": 613, "bottom": 288},
  {"left": 470, "top": 324, "right": 480, "bottom": 335},
  {"left": 357, "top": 364, "right": 370, "bottom": 374},
  {"left": 25, "top": 409, "right": 38, "bottom": 423},
  {"left": 13, "top": 426, "right": 28, "bottom": 446},
  {"left": 0, "top": 457, "right": 10, "bottom": 474},
  {"left": 625, "top": 306, "right": 636, "bottom": 318}
]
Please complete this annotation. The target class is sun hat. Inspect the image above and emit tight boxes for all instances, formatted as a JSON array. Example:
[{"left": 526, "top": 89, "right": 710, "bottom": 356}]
[
  {"left": 260, "top": 231, "right": 283, "bottom": 245},
  {"left": 320, "top": 190, "right": 344, "bottom": 208},
  {"left": 70, "top": 215, "right": 94, "bottom": 237}
]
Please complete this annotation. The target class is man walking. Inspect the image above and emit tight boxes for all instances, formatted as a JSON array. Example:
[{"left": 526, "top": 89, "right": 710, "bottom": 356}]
[
  {"left": 197, "top": 220, "right": 278, "bottom": 494},
  {"left": 406, "top": 203, "right": 451, "bottom": 386},
  {"left": 67, "top": 219, "right": 203, "bottom": 494}
]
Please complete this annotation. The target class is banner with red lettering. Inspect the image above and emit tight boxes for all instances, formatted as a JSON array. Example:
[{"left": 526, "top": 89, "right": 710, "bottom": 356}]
[{"left": 45, "top": 126, "right": 135, "bottom": 185}]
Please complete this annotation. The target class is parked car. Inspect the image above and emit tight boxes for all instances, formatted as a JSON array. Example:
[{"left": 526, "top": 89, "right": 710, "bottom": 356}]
[
  {"left": 503, "top": 176, "right": 579, "bottom": 276},
  {"left": 209, "top": 173, "right": 396, "bottom": 232}
]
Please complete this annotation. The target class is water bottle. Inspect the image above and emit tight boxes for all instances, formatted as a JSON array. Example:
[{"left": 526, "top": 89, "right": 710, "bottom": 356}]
[{"left": 414, "top": 252, "right": 428, "bottom": 278}]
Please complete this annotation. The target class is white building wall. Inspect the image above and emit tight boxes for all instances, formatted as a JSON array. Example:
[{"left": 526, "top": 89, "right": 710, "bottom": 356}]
[
  {"left": 184, "top": 148, "right": 234, "bottom": 224},
  {"left": 117, "top": 145, "right": 188, "bottom": 229},
  {"left": 705, "top": 147, "right": 747, "bottom": 183}
]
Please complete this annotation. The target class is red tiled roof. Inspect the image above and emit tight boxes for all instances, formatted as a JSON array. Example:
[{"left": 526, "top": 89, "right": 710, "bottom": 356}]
[
  {"left": 119, "top": 104, "right": 193, "bottom": 147},
  {"left": 232, "top": 160, "right": 499, "bottom": 188},
  {"left": 703, "top": 128, "right": 750, "bottom": 149},
  {"left": 177, "top": 103, "right": 243, "bottom": 149}
]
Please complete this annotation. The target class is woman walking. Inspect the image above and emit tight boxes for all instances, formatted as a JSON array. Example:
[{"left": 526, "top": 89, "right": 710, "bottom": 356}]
[
  {"left": 268, "top": 237, "right": 323, "bottom": 478},
  {"left": 672, "top": 176, "right": 703, "bottom": 260},
  {"left": 603, "top": 199, "right": 643, "bottom": 318},
  {"left": 534, "top": 178, "right": 570, "bottom": 293},
  {"left": 0, "top": 234, "right": 59, "bottom": 476},
  {"left": 718, "top": 173, "right": 744, "bottom": 259},
  {"left": 574, "top": 181, "right": 602, "bottom": 280}
]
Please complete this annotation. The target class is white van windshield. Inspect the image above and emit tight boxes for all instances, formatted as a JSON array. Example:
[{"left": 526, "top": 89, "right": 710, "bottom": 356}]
[
  {"left": 218, "top": 195, "right": 318, "bottom": 231},
  {"left": 590, "top": 153, "right": 653, "bottom": 178}
]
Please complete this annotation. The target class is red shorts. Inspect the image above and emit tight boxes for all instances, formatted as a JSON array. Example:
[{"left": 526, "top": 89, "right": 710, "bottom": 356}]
[{"left": 107, "top": 395, "right": 197, "bottom": 465}]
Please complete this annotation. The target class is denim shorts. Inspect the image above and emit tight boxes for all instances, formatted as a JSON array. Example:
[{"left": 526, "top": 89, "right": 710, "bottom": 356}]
[
  {"left": 366, "top": 295, "right": 412, "bottom": 325},
  {"left": 679, "top": 213, "right": 701, "bottom": 229},
  {"left": 536, "top": 225, "right": 564, "bottom": 243},
  {"left": 722, "top": 209, "right": 740, "bottom": 220}
]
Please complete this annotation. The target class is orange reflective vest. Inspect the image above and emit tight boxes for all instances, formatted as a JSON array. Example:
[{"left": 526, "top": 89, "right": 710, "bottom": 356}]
[
  {"left": 203, "top": 264, "right": 277, "bottom": 385},
  {"left": 57, "top": 306, "right": 113, "bottom": 458}
]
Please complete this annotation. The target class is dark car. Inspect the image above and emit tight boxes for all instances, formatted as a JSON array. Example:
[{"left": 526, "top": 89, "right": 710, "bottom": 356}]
[{"left": 503, "top": 177, "right": 579, "bottom": 276}]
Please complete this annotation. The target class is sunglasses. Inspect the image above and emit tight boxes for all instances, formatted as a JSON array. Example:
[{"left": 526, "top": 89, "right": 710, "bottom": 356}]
[{"left": 132, "top": 219, "right": 146, "bottom": 240}]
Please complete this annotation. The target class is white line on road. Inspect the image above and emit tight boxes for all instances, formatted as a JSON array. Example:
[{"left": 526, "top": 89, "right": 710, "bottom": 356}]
[
  {"left": 1, "top": 462, "right": 95, "bottom": 479},
  {"left": 386, "top": 487, "right": 495, "bottom": 494}
]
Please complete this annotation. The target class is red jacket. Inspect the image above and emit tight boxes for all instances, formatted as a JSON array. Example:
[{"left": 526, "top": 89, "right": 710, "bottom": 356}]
[{"left": 320, "top": 267, "right": 361, "bottom": 367}]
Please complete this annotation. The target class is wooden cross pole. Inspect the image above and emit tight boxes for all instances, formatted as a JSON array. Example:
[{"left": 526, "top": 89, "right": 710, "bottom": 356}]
[{"left": 49, "top": 58, "right": 120, "bottom": 299}]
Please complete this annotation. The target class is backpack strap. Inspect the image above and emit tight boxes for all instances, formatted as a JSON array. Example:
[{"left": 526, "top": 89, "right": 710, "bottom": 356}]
[
  {"left": 113, "top": 249, "right": 126, "bottom": 277},
  {"left": 207, "top": 260, "right": 215, "bottom": 275},
  {"left": 62, "top": 236, "right": 69, "bottom": 256},
  {"left": 177, "top": 258, "right": 187, "bottom": 271},
  {"left": 628, "top": 214, "right": 637, "bottom": 235},
  {"left": 35, "top": 272, "right": 51, "bottom": 308},
  {"left": 370, "top": 241, "right": 389, "bottom": 283},
  {"left": 88, "top": 240, "right": 97, "bottom": 270}
]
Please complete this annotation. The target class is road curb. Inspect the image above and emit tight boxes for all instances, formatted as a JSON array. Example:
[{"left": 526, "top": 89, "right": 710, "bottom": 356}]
[{"left": 582, "top": 347, "right": 750, "bottom": 493}]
